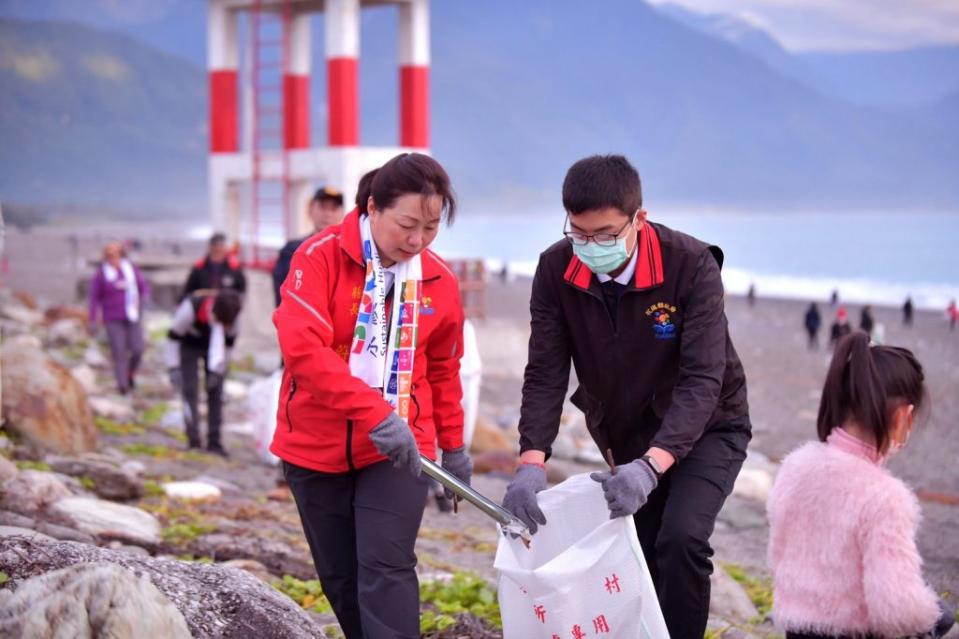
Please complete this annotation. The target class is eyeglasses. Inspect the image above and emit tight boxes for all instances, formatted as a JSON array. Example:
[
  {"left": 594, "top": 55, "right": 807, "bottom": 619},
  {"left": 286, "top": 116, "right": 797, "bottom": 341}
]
[{"left": 563, "top": 215, "right": 634, "bottom": 247}]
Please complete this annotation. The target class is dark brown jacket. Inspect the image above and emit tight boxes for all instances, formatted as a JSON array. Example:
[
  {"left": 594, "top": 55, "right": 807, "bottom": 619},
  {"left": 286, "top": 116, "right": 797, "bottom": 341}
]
[{"left": 518, "top": 221, "right": 748, "bottom": 463}]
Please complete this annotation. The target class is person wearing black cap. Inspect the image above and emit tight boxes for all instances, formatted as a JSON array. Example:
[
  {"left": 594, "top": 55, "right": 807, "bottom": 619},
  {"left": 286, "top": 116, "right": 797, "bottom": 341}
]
[
  {"left": 272, "top": 186, "right": 345, "bottom": 306},
  {"left": 182, "top": 232, "right": 247, "bottom": 301}
]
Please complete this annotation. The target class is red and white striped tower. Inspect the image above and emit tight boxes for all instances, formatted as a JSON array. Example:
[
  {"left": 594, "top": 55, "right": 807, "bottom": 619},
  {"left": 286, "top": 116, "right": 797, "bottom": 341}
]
[
  {"left": 326, "top": 0, "right": 361, "bottom": 146},
  {"left": 208, "top": 0, "right": 433, "bottom": 252},
  {"left": 208, "top": 0, "right": 238, "bottom": 153},
  {"left": 284, "top": 10, "right": 310, "bottom": 150},
  {"left": 399, "top": 0, "right": 430, "bottom": 149}
]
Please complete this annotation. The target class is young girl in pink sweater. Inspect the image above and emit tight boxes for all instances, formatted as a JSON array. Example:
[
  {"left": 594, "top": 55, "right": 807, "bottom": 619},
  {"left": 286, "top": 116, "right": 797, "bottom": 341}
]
[{"left": 767, "top": 332, "right": 954, "bottom": 639}]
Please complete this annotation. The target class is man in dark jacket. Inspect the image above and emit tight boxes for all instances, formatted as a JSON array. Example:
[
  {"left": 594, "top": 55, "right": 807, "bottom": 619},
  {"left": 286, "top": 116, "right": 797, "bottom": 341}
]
[
  {"left": 271, "top": 186, "right": 345, "bottom": 307},
  {"left": 182, "top": 233, "right": 246, "bottom": 300},
  {"left": 502, "top": 155, "right": 750, "bottom": 638}
]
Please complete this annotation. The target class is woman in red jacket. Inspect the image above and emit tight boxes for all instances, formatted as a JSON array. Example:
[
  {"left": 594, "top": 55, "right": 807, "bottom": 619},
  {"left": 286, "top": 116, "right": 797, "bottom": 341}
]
[{"left": 271, "top": 153, "right": 472, "bottom": 639}]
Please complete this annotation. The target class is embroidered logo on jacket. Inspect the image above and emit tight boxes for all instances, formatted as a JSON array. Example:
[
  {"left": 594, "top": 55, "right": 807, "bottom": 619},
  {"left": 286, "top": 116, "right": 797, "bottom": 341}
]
[
  {"left": 420, "top": 296, "right": 436, "bottom": 315},
  {"left": 645, "top": 302, "right": 678, "bottom": 340}
]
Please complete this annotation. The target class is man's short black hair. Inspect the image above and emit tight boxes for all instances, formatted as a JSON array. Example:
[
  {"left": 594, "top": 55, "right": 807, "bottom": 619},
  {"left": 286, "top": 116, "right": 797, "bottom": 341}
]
[
  {"left": 312, "top": 186, "right": 344, "bottom": 208},
  {"left": 562, "top": 154, "right": 642, "bottom": 216},
  {"left": 212, "top": 291, "right": 242, "bottom": 327},
  {"left": 209, "top": 232, "right": 227, "bottom": 246}
]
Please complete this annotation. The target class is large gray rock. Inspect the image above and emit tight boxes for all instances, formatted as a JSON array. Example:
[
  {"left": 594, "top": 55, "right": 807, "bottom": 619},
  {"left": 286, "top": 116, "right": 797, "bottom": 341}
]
[
  {"left": 0, "top": 305, "right": 42, "bottom": 326},
  {"left": 87, "top": 396, "right": 135, "bottom": 422},
  {"left": 710, "top": 565, "right": 760, "bottom": 622},
  {"left": 0, "top": 526, "right": 55, "bottom": 543},
  {"left": 0, "top": 537, "right": 325, "bottom": 638},
  {"left": 0, "top": 511, "right": 34, "bottom": 528},
  {"left": 0, "top": 470, "right": 72, "bottom": 514},
  {"left": 46, "top": 318, "right": 87, "bottom": 346},
  {"left": 48, "top": 497, "right": 160, "bottom": 547},
  {"left": 0, "top": 456, "right": 17, "bottom": 483},
  {"left": 46, "top": 454, "right": 143, "bottom": 501},
  {"left": 34, "top": 521, "right": 97, "bottom": 545},
  {"left": 0, "top": 561, "right": 191, "bottom": 639},
  {"left": 1, "top": 342, "right": 98, "bottom": 455},
  {"left": 190, "top": 533, "right": 314, "bottom": 580}
]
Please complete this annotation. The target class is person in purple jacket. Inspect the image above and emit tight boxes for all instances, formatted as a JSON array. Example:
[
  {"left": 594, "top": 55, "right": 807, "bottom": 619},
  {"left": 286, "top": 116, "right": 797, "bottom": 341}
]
[{"left": 88, "top": 242, "right": 150, "bottom": 395}]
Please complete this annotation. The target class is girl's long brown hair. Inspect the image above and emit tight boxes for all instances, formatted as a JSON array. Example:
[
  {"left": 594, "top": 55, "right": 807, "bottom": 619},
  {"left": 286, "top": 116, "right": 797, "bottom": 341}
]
[{"left": 817, "top": 331, "right": 926, "bottom": 454}]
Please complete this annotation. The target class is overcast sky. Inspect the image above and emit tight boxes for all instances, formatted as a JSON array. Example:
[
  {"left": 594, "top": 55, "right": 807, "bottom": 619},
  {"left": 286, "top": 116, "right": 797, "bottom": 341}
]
[
  {"left": 3, "top": 0, "right": 959, "bottom": 53},
  {"left": 647, "top": 0, "right": 959, "bottom": 51}
]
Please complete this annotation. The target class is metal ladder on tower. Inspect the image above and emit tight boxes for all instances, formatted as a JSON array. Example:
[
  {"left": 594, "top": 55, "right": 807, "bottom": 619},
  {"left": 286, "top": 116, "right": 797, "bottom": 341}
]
[{"left": 248, "top": 0, "right": 293, "bottom": 270}]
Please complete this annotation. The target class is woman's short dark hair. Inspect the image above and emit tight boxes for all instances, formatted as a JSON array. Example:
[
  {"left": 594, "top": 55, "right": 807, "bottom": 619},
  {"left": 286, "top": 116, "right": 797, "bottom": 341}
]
[
  {"left": 356, "top": 153, "right": 457, "bottom": 225},
  {"left": 212, "top": 291, "right": 242, "bottom": 327},
  {"left": 562, "top": 154, "right": 642, "bottom": 216},
  {"left": 355, "top": 169, "right": 378, "bottom": 214},
  {"left": 817, "top": 331, "right": 927, "bottom": 454}
]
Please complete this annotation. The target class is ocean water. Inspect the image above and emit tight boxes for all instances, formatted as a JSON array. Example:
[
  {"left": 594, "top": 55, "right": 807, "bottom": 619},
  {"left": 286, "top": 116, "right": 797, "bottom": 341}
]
[
  {"left": 429, "top": 211, "right": 959, "bottom": 311},
  {"left": 191, "top": 211, "right": 958, "bottom": 311}
]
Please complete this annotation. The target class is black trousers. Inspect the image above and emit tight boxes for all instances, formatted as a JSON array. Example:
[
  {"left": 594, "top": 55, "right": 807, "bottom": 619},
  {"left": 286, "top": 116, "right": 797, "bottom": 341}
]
[
  {"left": 179, "top": 344, "right": 223, "bottom": 448},
  {"left": 284, "top": 460, "right": 430, "bottom": 639},
  {"left": 632, "top": 416, "right": 751, "bottom": 639}
]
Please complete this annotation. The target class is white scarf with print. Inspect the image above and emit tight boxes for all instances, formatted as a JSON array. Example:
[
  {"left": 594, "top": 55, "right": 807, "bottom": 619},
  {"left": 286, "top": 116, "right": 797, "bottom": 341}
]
[
  {"left": 349, "top": 214, "right": 422, "bottom": 422},
  {"left": 102, "top": 259, "right": 140, "bottom": 322}
]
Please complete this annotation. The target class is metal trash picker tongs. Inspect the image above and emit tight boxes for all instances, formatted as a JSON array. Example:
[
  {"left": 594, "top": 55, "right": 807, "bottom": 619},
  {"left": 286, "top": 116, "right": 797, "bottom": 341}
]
[{"left": 420, "top": 455, "right": 532, "bottom": 546}]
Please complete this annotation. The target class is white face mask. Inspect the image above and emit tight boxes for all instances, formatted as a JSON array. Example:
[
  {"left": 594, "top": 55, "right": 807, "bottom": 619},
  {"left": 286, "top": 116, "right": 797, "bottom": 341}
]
[{"left": 572, "top": 235, "right": 630, "bottom": 274}]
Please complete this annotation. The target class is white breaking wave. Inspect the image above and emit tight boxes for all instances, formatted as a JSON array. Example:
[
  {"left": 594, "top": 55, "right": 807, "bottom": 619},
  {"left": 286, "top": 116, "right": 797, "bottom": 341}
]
[{"left": 485, "top": 259, "right": 955, "bottom": 312}]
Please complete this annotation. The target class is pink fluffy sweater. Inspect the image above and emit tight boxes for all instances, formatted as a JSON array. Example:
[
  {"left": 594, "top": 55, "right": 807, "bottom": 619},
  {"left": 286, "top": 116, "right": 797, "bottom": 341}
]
[{"left": 767, "top": 428, "right": 940, "bottom": 638}]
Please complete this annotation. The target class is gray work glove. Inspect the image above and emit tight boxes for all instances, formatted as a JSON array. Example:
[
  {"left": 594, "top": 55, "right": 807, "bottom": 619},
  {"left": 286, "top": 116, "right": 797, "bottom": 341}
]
[
  {"left": 168, "top": 367, "right": 183, "bottom": 392},
  {"left": 502, "top": 463, "right": 548, "bottom": 534},
  {"left": 440, "top": 446, "right": 473, "bottom": 499},
  {"left": 590, "top": 459, "right": 658, "bottom": 518},
  {"left": 369, "top": 412, "right": 422, "bottom": 477}
]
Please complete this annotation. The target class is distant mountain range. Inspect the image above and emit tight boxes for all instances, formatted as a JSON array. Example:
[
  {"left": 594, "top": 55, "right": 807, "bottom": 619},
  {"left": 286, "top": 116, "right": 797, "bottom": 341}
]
[{"left": 1, "top": 1, "right": 957, "bottom": 218}]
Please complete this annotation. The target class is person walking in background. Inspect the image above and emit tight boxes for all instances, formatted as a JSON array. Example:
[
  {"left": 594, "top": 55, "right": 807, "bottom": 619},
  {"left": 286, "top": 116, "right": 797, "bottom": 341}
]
[
  {"left": 182, "top": 232, "right": 246, "bottom": 300},
  {"left": 859, "top": 305, "right": 875, "bottom": 335},
  {"left": 829, "top": 306, "right": 851, "bottom": 348},
  {"left": 88, "top": 241, "right": 149, "bottom": 395},
  {"left": 271, "top": 186, "right": 346, "bottom": 307},
  {"left": 903, "top": 296, "right": 914, "bottom": 327},
  {"left": 747, "top": 283, "right": 756, "bottom": 307},
  {"left": 803, "top": 302, "right": 821, "bottom": 350},
  {"left": 767, "top": 332, "right": 955, "bottom": 639},
  {"left": 948, "top": 299, "right": 957, "bottom": 332},
  {"left": 271, "top": 153, "right": 472, "bottom": 639},
  {"left": 830, "top": 289, "right": 839, "bottom": 307},
  {"left": 165, "top": 290, "right": 242, "bottom": 456}
]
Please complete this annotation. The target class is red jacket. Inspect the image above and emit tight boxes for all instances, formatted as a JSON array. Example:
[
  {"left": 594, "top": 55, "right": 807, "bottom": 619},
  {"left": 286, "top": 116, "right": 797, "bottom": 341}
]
[{"left": 270, "top": 209, "right": 466, "bottom": 473}]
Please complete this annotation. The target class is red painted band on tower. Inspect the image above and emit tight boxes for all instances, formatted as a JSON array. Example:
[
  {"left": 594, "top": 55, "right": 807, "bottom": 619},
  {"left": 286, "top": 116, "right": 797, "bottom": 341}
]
[
  {"left": 209, "top": 70, "right": 238, "bottom": 153},
  {"left": 400, "top": 65, "right": 429, "bottom": 148},
  {"left": 327, "top": 57, "right": 358, "bottom": 146},
  {"left": 284, "top": 74, "right": 311, "bottom": 149}
]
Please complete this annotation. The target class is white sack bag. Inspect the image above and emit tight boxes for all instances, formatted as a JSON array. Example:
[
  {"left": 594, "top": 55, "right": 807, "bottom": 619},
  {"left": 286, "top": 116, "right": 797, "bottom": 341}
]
[
  {"left": 494, "top": 473, "right": 669, "bottom": 638},
  {"left": 459, "top": 318, "right": 482, "bottom": 450},
  {"left": 247, "top": 370, "right": 282, "bottom": 465}
]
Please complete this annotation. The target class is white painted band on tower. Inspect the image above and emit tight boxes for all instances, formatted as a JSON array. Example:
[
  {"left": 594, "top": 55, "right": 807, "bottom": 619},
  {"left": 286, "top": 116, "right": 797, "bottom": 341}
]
[
  {"left": 289, "top": 11, "right": 311, "bottom": 74},
  {"left": 208, "top": 0, "right": 237, "bottom": 70},
  {"left": 399, "top": 0, "right": 430, "bottom": 66},
  {"left": 325, "top": 0, "right": 360, "bottom": 58}
]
